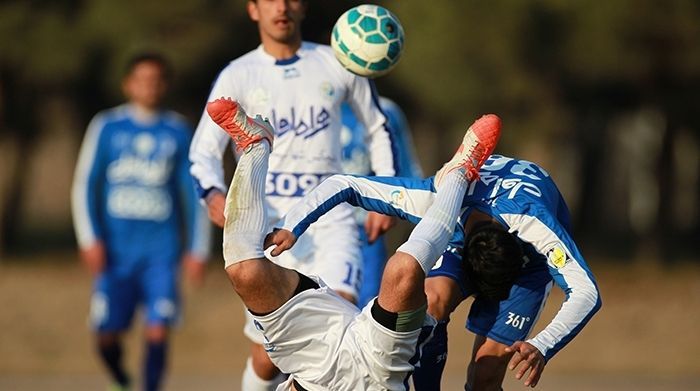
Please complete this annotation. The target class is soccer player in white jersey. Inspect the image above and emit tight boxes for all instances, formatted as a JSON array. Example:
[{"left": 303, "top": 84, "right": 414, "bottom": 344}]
[
  {"left": 281, "top": 148, "right": 602, "bottom": 388},
  {"left": 205, "top": 97, "right": 501, "bottom": 391},
  {"left": 188, "top": 1, "right": 398, "bottom": 388}
]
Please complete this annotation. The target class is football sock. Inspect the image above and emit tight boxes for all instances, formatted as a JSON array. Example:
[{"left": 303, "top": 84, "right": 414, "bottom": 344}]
[
  {"left": 97, "top": 342, "right": 130, "bottom": 387},
  {"left": 371, "top": 298, "right": 427, "bottom": 332},
  {"left": 397, "top": 172, "right": 468, "bottom": 273},
  {"left": 223, "top": 142, "right": 270, "bottom": 268},
  {"left": 412, "top": 320, "right": 449, "bottom": 390},
  {"left": 241, "top": 358, "right": 285, "bottom": 391},
  {"left": 144, "top": 341, "right": 167, "bottom": 391}
]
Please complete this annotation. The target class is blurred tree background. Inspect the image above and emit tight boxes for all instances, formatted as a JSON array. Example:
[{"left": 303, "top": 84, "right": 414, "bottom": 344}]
[{"left": 0, "top": 0, "right": 698, "bottom": 261}]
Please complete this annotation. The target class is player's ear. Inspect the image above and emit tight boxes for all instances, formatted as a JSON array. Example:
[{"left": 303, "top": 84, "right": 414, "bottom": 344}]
[{"left": 247, "top": 0, "right": 260, "bottom": 22}]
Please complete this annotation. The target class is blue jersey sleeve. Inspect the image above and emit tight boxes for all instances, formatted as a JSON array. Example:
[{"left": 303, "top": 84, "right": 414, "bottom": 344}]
[
  {"left": 281, "top": 174, "right": 436, "bottom": 239},
  {"left": 499, "top": 205, "right": 601, "bottom": 361}
]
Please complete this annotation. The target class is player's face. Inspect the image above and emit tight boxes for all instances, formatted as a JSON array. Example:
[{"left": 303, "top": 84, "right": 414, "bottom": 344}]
[
  {"left": 248, "top": 0, "right": 306, "bottom": 45},
  {"left": 122, "top": 61, "right": 167, "bottom": 110}
]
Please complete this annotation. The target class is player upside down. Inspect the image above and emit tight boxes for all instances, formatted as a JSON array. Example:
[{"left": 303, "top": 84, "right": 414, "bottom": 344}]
[{"left": 207, "top": 97, "right": 501, "bottom": 390}]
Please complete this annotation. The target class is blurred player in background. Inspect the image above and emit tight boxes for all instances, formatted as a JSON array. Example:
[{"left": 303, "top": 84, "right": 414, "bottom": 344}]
[
  {"left": 204, "top": 98, "right": 500, "bottom": 391},
  {"left": 189, "top": 0, "right": 398, "bottom": 389},
  {"left": 340, "top": 97, "right": 423, "bottom": 308},
  {"left": 71, "top": 53, "right": 210, "bottom": 391}
]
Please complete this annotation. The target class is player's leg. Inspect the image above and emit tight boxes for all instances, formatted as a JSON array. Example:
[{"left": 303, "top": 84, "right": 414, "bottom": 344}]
[
  {"left": 465, "top": 335, "right": 510, "bottom": 391},
  {"left": 143, "top": 325, "right": 169, "bottom": 391},
  {"left": 206, "top": 98, "right": 300, "bottom": 314},
  {"left": 375, "top": 113, "right": 501, "bottom": 328},
  {"left": 208, "top": 98, "right": 306, "bottom": 390},
  {"left": 91, "top": 272, "right": 138, "bottom": 389},
  {"left": 141, "top": 259, "right": 179, "bottom": 391},
  {"left": 374, "top": 170, "right": 468, "bottom": 328}
]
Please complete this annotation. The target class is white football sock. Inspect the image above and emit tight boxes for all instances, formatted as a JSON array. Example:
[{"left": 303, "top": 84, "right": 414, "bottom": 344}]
[
  {"left": 241, "top": 358, "right": 285, "bottom": 391},
  {"left": 223, "top": 143, "right": 270, "bottom": 268},
  {"left": 397, "top": 171, "right": 468, "bottom": 273}
]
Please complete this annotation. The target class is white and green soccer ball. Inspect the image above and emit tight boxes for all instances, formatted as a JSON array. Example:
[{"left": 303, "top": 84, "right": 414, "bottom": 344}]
[{"left": 331, "top": 4, "right": 405, "bottom": 78}]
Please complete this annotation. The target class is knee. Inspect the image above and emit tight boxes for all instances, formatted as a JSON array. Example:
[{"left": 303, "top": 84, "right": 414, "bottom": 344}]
[
  {"left": 145, "top": 325, "right": 168, "bottom": 344},
  {"left": 225, "top": 260, "right": 267, "bottom": 293},
  {"left": 382, "top": 255, "right": 424, "bottom": 294}
]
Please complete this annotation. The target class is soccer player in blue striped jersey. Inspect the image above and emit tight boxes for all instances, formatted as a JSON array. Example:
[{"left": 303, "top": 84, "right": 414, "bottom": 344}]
[
  {"left": 205, "top": 98, "right": 500, "bottom": 390},
  {"left": 71, "top": 53, "right": 210, "bottom": 391},
  {"left": 280, "top": 154, "right": 602, "bottom": 389},
  {"left": 340, "top": 97, "right": 423, "bottom": 308}
]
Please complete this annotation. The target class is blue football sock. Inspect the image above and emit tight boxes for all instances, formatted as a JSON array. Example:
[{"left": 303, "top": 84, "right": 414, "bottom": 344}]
[
  {"left": 98, "top": 342, "right": 130, "bottom": 387},
  {"left": 144, "top": 341, "right": 167, "bottom": 391},
  {"left": 412, "top": 320, "right": 449, "bottom": 390}
]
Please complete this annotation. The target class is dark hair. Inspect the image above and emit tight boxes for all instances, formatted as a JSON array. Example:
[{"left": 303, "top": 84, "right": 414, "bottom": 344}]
[
  {"left": 124, "top": 52, "right": 172, "bottom": 80},
  {"left": 462, "top": 222, "right": 524, "bottom": 302}
]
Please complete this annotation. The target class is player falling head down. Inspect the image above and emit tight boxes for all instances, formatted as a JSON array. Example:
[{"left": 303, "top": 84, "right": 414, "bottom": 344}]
[{"left": 207, "top": 97, "right": 501, "bottom": 390}]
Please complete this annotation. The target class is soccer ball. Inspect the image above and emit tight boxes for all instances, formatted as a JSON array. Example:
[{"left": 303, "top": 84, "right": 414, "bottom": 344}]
[{"left": 331, "top": 4, "right": 405, "bottom": 78}]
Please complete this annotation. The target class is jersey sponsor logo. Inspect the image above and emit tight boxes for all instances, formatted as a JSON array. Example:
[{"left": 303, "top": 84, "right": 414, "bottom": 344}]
[
  {"left": 107, "top": 156, "right": 173, "bottom": 186},
  {"left": 390, "top": 189, "right": 406, "bottom": 208},
  {"left": 271, "top": 106, "right": 331, "bottom": 139},
  {"left": 545, "top": 243, "right": 570, "bottom": 269},
  {"left": 505, "top": 312, "right": 531, "bottom": 330},
  {"left": 265, "top": 172, "right": 331, "bottom": 197},
  {"left": 107, "top": 186, "right": 172, "bottom": 220}
]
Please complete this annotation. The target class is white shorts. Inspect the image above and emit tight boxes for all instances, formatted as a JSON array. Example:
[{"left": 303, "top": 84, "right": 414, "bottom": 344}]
[
  {"left": 245, "top": 217, "right": 362, "bottom": 343},
  {"left": 253, "top": 276, "right": 431, "bottom": 391}
]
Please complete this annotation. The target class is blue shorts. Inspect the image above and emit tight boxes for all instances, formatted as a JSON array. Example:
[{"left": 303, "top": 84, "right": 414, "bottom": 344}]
[
  {"left": 427, "top": 251, "right": 553, "bottom": 345},
  {"left": 357, "top": 226, "right": 388, "bottom": 308},
  {"left": 90, "top": 255, "right": 180, "bottom": 332}
]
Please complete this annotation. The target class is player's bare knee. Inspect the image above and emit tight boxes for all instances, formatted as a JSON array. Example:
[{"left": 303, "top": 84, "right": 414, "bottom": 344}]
[
  {"left": 384, "top": 253, "right": 424, "bottom": 289},
  {"left": 225, "top": 259, "right": 268, "bottom": 292}
]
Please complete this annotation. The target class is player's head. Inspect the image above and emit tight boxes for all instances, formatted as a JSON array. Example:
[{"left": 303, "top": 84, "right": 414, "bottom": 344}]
[
  {"left": 463, "top": 222, "right": 524, "bottom": 302},
  {"left": 122, "top": 52, "right": 171, "bottom": 110},
  {"left": 247, "top": 0, "right": 307, "bottom": 46}
]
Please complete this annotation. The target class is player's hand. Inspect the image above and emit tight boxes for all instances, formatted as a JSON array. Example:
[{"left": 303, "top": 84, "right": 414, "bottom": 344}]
[
  {"left": 79, "top": 241, "right": 106, "bottom": 276},
  {"left": 505, "top": 341, "right": 546, "bottom": 387},
  {"left": 364, "top": 212, "right": 396, "bottom": 244},
  {"left": 183, "top": 253, "right": 206, "bottom": 288},
  {"left": 205, "top": 190, "right": 226, "bottom": 228},
  {"left": 264, "top": 229, "right": 297, "bottom": 256}
]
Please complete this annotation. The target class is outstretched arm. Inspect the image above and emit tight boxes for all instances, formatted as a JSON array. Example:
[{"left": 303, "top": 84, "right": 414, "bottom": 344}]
[
  {"left": 501, "top": 207, "right": 602, "bottom": 387},
  {"left": 280, "top": 174, "right": 436, "bottom": 240}
]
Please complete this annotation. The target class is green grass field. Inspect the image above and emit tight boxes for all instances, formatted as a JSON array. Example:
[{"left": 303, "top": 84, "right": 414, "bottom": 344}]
[{"left": 1, "top": 253, "right": 699, "bottom": 390}]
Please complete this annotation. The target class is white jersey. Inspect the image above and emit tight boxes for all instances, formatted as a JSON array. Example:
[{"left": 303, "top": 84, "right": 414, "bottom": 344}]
[{"left": 189, "top": 42, "right": 398, "bottom": 223}]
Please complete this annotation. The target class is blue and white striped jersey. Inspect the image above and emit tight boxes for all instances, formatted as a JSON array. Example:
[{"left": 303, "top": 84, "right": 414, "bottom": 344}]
[
  {"left": 72, "top": 104, "right": 210, "bottom": 263},
  {"left": 189, "top": 42, "right": 398, "bottom": 223},
  {"left": 280, "top": 155, "right": 601, "bottom": 361}
]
